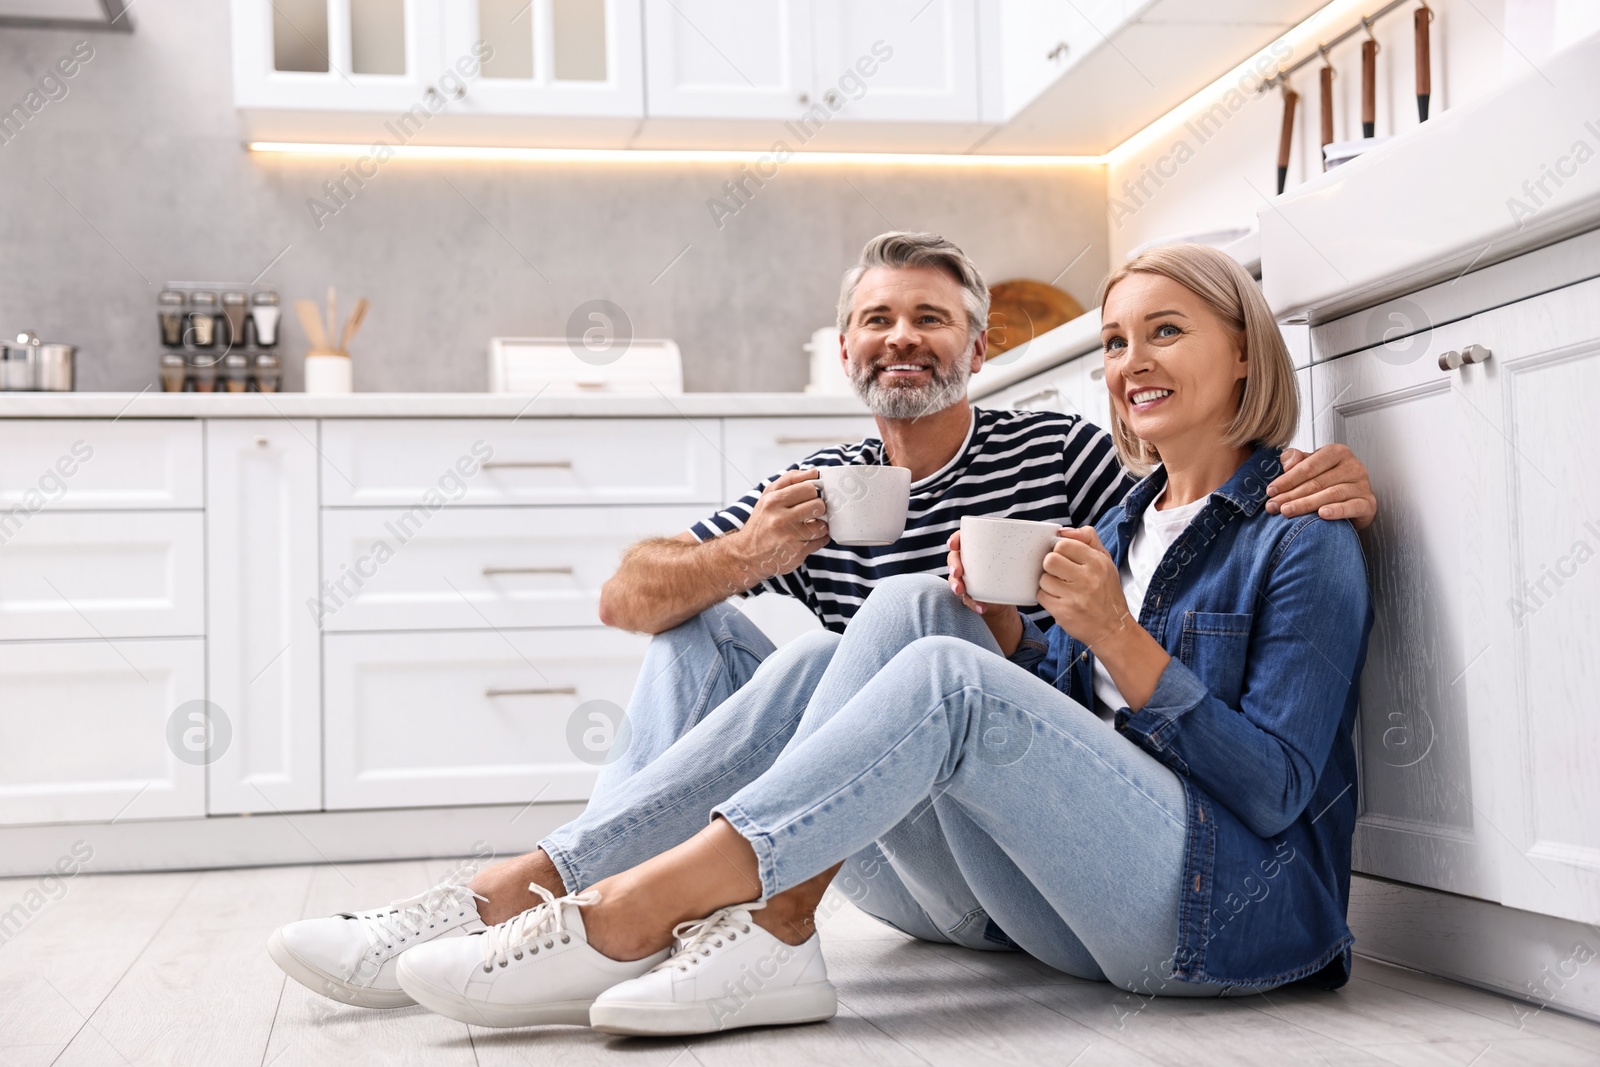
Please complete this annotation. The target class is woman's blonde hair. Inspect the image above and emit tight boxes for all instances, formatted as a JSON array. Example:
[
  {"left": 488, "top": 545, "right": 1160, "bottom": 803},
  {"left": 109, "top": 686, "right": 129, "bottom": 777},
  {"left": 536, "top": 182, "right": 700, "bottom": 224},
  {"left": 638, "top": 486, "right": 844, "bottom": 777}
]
[{"left": 1096, "top": 243, "right": 1298, "bottom": 476}]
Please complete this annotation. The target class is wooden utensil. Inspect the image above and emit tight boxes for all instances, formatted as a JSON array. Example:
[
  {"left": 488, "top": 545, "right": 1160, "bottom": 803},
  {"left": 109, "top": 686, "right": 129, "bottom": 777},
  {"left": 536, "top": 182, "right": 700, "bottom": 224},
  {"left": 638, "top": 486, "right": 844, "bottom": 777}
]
[
  {"left": 985, "top": 280, "right": 1084, "bottom": 358},
  {"left": 295, "top": 299, "right": 327, "bottom": 350},
  {"left": 1319, "top": 58, "right": 1336, "bottom": 165},
  {"left": 339, "top": 298, "right": 369, "bottom": 351},
  {"left": 1361, "top": 34, "right": 1378, "bottom": 138},
  {"left": 1277, "top": 85, "right": 1299, "bottom": 195},
  {"left": 1415, "top": 4, "right": 1432, "bottom": 121}
]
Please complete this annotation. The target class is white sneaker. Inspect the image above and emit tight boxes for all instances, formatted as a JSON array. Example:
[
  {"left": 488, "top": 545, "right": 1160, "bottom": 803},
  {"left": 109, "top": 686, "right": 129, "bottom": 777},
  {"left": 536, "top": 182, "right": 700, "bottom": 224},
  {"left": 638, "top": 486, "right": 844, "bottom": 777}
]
[
  {"left": 395, "top": 884, "right": 669, "bottom": 1028},
  {"left": 589, "top": 903, "right": 836, "bottom": 1036},
  {"left": 267, "top": 864, "right": 487, "bottom": 1008}
]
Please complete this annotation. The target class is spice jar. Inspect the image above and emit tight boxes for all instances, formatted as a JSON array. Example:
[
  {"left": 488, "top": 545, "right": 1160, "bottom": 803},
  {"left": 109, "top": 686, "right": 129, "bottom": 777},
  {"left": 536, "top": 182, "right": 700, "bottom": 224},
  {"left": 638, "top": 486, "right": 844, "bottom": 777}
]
[
  {"left": 188, "top": 291, "right": 218, "bottom": 348},
  {"left": 160, "top": 352, "right": 188, "bottom": 392},
  {"left": 159, "top": 290, "right": 186, "bottom": 347},
  {"left": 250, "top": 291, "right": 281, "bottom": 347}
]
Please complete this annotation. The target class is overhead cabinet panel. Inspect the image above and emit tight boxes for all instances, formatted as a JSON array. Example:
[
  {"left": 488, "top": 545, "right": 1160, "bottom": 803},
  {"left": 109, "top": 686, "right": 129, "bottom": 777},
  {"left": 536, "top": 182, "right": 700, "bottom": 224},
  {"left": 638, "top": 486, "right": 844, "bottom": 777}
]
[{"left": 642, "top": 0, "right": 814, "bottom": 119}]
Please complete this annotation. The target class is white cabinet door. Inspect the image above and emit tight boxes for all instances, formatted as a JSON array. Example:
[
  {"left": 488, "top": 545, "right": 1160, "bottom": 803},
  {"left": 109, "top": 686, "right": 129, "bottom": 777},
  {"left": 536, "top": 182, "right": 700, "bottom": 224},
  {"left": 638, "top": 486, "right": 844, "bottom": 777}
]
[
  {"left": 323, "top": 628, "right": 650, "bottom": 809},
  {"left": 320, "top": 418, "right": 723, "bottom": 507},
  {"left": 811, "top": 0, "right": 977, "bottom": 123},
  {"left": 1463, "top": 278, "right": 1600, "bottom": 925},
  {"left": 0, "top": 639, "right": 205, "bottom": 825},
  {"left": 643, "top": 0, "right": 813, "bottom": 119},
  {"left": 1291, "top": 366, "right": 1313, "bottom": 455},
  {"left": 720, "top": 416, "right": 879, "bottom": 500},
  {"left": 204, "top": 421, "right": 324, "bottom": 816},
  {"left": 319, "top": 504, "right": 706, "bottom": 631},
  {"left": 1313, "top": 312, "right": 1503, "bottom": 902},
  {"left": 231, "top": 0, "right": 447, "bottom": 111},
  {"left": 0, "top": 512, "right": 204, "bottom": 642},
  {"left": 0, "top": 419, "right": 201, "bottom": 511},
  {"left": 440, "top": 0, "right": 644, "bottom": 116},
  {"left": 978, "top": 0, "right": 1126, "bottom": 122}
]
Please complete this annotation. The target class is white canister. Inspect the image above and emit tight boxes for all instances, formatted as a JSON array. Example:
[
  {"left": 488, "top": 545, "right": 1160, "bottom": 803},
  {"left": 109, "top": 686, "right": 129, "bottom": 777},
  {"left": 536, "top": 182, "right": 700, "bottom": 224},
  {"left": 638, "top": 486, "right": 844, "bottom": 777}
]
[{"left": 304, "top": 352, "right": 353, "bottom": 394}]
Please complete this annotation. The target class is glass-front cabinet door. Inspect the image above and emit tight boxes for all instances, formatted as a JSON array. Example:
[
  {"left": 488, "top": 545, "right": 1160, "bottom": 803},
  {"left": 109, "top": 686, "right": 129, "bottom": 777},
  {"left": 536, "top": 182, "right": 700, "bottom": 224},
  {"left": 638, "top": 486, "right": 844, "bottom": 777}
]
[
  {"left": 232, "top": 0, "right": 449, "bottom": 111},
  {"left": 440, "top": 0, "right": 644, "bottom": 117}
]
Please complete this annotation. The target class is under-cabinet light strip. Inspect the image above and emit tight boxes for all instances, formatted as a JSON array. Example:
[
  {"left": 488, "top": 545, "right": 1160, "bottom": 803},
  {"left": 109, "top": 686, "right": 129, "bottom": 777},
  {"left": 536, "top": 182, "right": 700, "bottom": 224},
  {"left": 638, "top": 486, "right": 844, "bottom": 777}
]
[{"left": 244, "top": 141, "right": 1105, "bottom": 167}]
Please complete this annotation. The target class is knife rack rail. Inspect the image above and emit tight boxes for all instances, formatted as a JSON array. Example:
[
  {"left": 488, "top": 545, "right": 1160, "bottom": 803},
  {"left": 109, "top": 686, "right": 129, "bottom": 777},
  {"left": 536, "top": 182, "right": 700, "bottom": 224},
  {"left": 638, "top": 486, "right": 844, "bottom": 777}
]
[{"left": 1256, "top": 0, "right": 1426, "bottom": 96}]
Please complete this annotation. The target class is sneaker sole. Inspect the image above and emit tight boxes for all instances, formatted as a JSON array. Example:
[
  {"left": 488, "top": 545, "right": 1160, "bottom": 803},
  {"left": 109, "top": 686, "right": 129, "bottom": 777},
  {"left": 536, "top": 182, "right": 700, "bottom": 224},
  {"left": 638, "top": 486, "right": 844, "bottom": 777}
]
[
  {"left": 267, "top": 929, "right": 415, "bottom": 1009},
  {"left": 590, "top": 981, "right": 838, "bottom": 1036},
  {"left": 395, "top": 953, "right": 595, "bottom": 1028}
]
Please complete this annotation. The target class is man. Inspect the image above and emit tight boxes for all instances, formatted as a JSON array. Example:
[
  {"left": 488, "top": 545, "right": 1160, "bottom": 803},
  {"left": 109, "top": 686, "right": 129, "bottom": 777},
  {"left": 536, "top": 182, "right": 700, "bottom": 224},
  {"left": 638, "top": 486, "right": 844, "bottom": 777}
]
[{"left": 269, "top": 232, "right": 1376, "bottom": 1012}]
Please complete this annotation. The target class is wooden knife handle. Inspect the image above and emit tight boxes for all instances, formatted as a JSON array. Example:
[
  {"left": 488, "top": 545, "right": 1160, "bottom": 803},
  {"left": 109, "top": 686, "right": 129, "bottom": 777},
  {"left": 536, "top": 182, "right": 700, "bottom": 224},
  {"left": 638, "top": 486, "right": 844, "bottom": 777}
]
[
  {"left": 1277, "top": 88, "right": 1299, "bottom": 169},
  {"left": 1319, "top": 65, "right": 1335, "bottom": 148},
  {"left": 1415, "top": 6, "right": 1431, "bottom": 97},
  {"left": 1362, "top": 39, "right": 1377, "bottom": 130}
]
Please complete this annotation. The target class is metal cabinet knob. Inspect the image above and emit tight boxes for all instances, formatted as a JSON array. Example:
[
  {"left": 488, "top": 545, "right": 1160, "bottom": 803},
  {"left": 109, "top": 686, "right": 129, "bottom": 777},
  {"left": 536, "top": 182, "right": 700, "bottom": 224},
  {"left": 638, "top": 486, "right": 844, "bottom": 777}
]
[
  {"left": 1047, "top": 41, "right": 1070, "bottom": 60},
  {"left": 254, "top": 435, "right": 270, "bottom": 448},
  {"left": 1438, "top": 349, "right": 1464, "bottom": 371},
  {"left": 1461, "top": 344, "right": 1492, "bottom": 365}
]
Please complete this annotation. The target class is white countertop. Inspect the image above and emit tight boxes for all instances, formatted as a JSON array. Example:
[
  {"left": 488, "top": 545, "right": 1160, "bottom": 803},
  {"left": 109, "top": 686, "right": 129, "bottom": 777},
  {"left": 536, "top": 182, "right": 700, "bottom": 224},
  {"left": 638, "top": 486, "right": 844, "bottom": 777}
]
[{"left": 0, "top": 391, "right": 874, "bottom": 419}]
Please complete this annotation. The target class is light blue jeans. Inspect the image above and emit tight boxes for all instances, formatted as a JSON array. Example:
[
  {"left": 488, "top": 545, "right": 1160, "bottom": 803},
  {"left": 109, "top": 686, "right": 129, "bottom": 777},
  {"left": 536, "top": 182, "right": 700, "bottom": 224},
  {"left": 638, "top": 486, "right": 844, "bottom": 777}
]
[{"left": 541, "top": 577, "right": 1226, "bottom": 995}]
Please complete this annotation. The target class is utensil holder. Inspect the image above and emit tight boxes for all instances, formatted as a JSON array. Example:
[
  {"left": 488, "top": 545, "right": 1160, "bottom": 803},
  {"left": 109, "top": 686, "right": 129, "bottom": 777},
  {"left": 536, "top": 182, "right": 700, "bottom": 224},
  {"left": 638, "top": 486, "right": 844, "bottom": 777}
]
[{"left": 304, "top": 351, "right": 352, "bottom": 394}]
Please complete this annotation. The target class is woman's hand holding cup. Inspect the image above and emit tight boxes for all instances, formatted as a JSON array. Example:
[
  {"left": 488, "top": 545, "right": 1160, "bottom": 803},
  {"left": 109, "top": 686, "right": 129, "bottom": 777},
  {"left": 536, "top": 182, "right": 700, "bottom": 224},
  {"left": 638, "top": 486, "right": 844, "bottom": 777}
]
[{"left": 1038, "top": 527, "right": 1134, "bottom": 648}]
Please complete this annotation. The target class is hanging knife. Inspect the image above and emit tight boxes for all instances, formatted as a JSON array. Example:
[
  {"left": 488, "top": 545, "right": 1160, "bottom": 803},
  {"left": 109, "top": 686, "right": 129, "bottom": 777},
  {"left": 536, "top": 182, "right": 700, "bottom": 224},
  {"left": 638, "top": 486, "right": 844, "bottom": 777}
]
[{"left": 1415, "top": 4, "right": 1432, "bottom": 121}]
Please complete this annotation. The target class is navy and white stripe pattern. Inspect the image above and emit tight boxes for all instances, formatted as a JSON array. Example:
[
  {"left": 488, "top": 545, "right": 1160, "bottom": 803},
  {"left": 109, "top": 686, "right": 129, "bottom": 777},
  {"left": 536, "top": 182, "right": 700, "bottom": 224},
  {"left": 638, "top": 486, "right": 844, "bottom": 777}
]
[{"left": 688, "top": 407, "right": 1133, "bottom": 632}]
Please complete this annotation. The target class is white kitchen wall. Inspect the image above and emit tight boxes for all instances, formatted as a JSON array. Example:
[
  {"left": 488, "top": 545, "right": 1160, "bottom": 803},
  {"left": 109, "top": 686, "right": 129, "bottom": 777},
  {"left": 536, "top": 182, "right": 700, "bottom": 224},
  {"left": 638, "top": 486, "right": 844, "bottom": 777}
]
[
  {"left": 1104, "top": 0, "right": 1600, "bottom": 262},
  {"left": 0, "top": 0, "right": 1108, "bottom": 394}
]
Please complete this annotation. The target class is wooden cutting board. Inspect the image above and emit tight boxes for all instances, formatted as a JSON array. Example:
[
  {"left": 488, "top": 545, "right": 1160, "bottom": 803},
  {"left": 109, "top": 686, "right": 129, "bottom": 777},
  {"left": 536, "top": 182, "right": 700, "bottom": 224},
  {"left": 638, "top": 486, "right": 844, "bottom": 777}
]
[{"left": 985, "top": 279, "right": 1084, "bottom": 357}]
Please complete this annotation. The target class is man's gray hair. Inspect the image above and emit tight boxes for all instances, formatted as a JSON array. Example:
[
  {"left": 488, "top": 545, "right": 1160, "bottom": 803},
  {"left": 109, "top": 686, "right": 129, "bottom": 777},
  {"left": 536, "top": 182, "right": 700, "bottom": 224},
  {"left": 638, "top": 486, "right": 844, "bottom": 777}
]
[{"left": 835, "top": 231, "right": 990, "bottom": 343}]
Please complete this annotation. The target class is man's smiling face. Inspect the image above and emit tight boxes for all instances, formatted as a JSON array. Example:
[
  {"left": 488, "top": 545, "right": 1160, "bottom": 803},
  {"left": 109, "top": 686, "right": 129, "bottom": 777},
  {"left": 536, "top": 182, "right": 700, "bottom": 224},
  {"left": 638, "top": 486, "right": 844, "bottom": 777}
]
[{"left": 842, "top": 265, "right": 986, "bottom": 420}]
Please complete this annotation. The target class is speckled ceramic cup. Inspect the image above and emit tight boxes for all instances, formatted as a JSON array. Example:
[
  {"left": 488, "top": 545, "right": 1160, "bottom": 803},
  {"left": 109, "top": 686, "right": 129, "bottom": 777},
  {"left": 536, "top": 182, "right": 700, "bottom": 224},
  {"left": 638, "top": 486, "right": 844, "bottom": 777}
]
[
  {"left": 818, "top": 465, "right": 911, "bottom": 546},
  {"left": 959, "top": 515, "right": 1063, "bottom": 605}
]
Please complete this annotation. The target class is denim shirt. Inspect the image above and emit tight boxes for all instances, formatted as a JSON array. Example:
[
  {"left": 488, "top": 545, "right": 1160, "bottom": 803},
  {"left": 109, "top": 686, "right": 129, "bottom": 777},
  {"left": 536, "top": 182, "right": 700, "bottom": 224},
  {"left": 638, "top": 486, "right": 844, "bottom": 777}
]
[{"left": 1011, "top": 446, "right": 1373, "bottom": 989}]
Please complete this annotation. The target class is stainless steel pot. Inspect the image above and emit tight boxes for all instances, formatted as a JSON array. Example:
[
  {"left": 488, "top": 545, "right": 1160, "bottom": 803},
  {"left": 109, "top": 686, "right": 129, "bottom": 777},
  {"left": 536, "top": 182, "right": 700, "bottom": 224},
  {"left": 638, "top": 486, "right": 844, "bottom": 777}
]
[{"left": 34, "top": 342, "right": 76, "bottom": 391}]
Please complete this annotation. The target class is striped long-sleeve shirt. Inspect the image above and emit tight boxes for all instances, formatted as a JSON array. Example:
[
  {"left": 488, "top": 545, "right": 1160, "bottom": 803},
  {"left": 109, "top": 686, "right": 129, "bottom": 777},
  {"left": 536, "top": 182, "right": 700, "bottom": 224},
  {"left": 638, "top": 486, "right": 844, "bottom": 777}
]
[{"left": 688, "top": 407, "right": 1133, "bottom": 632}]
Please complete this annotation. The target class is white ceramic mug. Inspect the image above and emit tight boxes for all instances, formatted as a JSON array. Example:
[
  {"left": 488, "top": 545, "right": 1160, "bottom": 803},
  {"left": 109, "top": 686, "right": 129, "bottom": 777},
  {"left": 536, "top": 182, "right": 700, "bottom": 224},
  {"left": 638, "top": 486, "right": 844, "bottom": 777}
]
[
  {"left": 817, "top": 466, "right": 911, "bottom": 546},
  {"left": 958, "top": 515, "right": 1063, "bottom": 606}
]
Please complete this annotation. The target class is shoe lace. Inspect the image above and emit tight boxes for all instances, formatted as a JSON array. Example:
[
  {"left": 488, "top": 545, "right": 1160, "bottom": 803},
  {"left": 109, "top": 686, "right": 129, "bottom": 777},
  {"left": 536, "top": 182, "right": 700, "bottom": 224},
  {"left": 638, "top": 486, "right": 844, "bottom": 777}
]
[
  {"left": 654, "top": 900, "right": 765, "bottom": 974},
  {"left": 350, "top": 864, "right": 487, "bottom": 958},
  {"left": 480, "top": 882, "right": 600, "bottom": 972}
]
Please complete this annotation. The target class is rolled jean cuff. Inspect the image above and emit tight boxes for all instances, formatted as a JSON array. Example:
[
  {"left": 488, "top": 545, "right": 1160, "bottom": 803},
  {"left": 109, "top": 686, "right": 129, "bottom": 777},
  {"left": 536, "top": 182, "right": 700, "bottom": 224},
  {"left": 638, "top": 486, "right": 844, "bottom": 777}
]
[
  {"left": 536, "top": 835, "right": 586, "bottom": 894},
  {"left": 710, "top": 799, "right": 780, "bottom": 901}
]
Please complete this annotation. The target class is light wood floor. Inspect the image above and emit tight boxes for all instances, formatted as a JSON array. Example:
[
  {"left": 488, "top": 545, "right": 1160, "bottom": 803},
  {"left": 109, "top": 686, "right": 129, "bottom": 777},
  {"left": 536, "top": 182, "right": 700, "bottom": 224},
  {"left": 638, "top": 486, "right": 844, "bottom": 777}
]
[{"left": 2, "top": 859, "right": 1597, "bottom": 1066}]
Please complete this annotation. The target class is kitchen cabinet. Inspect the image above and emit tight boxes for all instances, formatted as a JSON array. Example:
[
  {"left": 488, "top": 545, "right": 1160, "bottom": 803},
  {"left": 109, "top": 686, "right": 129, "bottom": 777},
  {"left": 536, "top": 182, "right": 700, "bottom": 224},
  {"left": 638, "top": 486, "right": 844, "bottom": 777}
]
[
  {"left": 641, "top": 0, "right": 813, "bottom": 121},
  {"left": 0, "top": 419, "right": 201, "bottom": 511},
  {"left": 0, "top": 511, "right": 204, "bottom": 643},
  {"left": 0, "top": 639, "right": 206, "bottom": 825},
  {"left": 204, "top": 421, "right": 324, "bottom": 816},
  {"left": 439, "top": 0, "right": 643, "bottom": 117},
  {"left": 810, "top": 0, "right": 978, "bottom": 123},
  {"left": 231, "top": 0, "right": 450, "bottom": 112},
  {"left": 323, "top": 627, "right": 650, "bottom": 809},
  {"left": 1315, "top": 273, "right": 1600, "bottom": 926},
  {"left": 721, "top": 415, "right": 879, "bottom": 499},
  {"left": 318, "top": 503, "right": 707, "bottom": 632}
]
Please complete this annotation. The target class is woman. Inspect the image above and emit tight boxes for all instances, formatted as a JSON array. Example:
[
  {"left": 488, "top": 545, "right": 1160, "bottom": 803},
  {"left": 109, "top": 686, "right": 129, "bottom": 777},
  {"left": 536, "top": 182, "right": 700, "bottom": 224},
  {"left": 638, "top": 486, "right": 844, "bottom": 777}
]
[{"left": 391, "top": 243, "right": 1373, "bottom": 1032}]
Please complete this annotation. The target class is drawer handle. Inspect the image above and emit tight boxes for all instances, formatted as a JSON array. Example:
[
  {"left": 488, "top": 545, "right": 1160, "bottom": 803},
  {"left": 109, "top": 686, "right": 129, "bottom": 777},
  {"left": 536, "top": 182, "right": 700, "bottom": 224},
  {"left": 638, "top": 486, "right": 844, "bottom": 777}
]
[
  {"left": 1012, "top": 386, "right": 1060, "bottom": 409},
  {"left": 1439, "top": 343, "right": 1492, "bottom": 372},
  {"left": 775, "top": 435, "right": 850, "bottom": 445},
  {"left": 482, "top": 566, "right": 575, "bottom": 576},
  {"left": 486, "top": 686, "right": 578, "bottom": 697},
  {"left": 1088, "top": 367, "right": 1106, "bottom": 381},
  {"left": 481, "top": 460, "right": 574, "bottom": 469}
]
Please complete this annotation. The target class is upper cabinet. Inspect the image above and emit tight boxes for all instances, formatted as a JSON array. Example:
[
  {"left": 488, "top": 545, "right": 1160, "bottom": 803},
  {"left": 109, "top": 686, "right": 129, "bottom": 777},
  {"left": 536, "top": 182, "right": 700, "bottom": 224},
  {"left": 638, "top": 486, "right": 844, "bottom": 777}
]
[
  {"left": 442, "top": 0, "right": 643, "bottom": 117},
  {"left": 231, "top": 0, "right": 448, "bottom": 111},
  {"left": 230, "top": 0, "right": 1326, "bottom": 152},
  {"left": 642, "top": 0, "right": 813, "bottom": 120}
]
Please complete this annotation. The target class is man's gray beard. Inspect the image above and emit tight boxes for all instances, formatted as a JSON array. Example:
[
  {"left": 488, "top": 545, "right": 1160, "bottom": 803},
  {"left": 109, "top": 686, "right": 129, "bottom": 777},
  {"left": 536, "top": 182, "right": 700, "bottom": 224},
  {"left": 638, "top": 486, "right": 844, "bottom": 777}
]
[{"left": 848, "top": 350, "right": 973, "bottom": 421}]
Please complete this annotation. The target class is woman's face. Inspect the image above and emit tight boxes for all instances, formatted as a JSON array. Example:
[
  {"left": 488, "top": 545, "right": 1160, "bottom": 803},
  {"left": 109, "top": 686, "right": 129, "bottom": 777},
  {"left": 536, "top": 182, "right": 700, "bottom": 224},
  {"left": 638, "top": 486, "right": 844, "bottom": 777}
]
[{"left": 1100, "top": 272, "right": 1248, "bottom": 453}]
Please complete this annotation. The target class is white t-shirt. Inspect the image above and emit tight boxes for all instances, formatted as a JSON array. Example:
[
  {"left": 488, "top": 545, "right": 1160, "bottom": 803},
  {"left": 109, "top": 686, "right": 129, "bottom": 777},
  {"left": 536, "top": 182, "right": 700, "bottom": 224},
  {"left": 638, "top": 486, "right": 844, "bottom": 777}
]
[{"left": 1090, "top": 489, "right": 1210, "bottom": 719}]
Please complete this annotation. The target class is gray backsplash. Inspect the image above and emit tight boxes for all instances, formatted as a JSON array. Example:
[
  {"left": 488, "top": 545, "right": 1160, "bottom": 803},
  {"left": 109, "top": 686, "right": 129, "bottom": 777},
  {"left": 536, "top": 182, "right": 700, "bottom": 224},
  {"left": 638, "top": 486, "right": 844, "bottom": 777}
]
[{"left": 0, "top": 1, "right": 1108, "bottom": 394}]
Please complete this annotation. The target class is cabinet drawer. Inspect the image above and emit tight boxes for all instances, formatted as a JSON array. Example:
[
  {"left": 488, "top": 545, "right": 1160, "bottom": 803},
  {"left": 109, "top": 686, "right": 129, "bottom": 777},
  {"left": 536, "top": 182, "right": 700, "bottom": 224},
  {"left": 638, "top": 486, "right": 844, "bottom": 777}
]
[
  {"left": 0, "top": 511, "right": 205, "bottom": 641},
  {"left": 320, "top": 418, "right": 723, "bottom": 507},
  {"left": 323, "top": 628, "right": 651, "bottom": 810},
  {"left": 0, "top": 638, "right": 205, "bottom": 825},
  {"left": 721, "top": 417, "right": 879, "bottom": 497},
  {"left": 0, "top": 419, "right": 202, "bottom": 510},
  {"left": 319, "top": 505, "right": 707, "bottom": 632}
]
